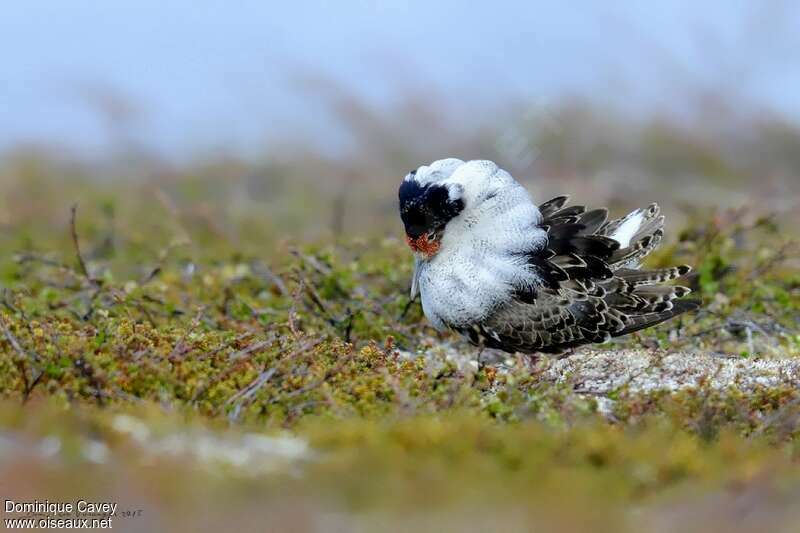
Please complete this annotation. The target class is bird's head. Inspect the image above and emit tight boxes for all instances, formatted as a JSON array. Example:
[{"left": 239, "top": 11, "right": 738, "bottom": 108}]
[
  {"left": 398, "top": 159, "right": 468, "bottom": 258},
  {"left": 399, "top": 158, "right": 520, "bottom": 258},
  {"left": 399, "top": 159, "right": 540, "bottom": 298}
]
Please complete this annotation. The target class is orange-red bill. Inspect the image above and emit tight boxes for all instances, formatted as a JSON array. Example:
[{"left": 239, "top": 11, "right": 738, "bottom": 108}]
[{"left": 405, "top": 234, "right": 441, "bottom": 257}]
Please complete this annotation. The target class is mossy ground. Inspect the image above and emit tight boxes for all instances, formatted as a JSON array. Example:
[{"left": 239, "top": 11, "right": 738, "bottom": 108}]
[{"left": 0, "top": 173, "right": 797, "bottom": 532}]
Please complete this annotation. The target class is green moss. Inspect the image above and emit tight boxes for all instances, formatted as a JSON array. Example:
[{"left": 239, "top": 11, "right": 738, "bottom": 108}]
[{"left": 0, "top": 172, "right": 797, "bottom": 528}]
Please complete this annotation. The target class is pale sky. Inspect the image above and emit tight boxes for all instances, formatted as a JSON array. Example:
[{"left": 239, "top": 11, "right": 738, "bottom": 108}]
[{"left": 2, "top": 0, "right": 798, "bottom": 158}]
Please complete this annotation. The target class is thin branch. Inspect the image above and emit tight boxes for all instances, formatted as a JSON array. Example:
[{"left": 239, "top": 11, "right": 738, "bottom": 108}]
[
  {"left": 342, "top": 307, "right": 355, "bottom": 343},
  {"left": 287, "top": 279, "right": 304, "bottom": 339},
  {"left": 747, "top": 241, "right": 797, "bottom": 281},
  {"left": 226, "top": 368, "right": 278, "bottom": 422},
  {"left": 0, "top": 314, "right": 44, "bottom": 403},
  {"left": 70, "top": 204, "right": 98, "bottom": 286},
  {"left": 399, "top": 296, "right": 418, "bottom": 320},
  {"left": 301, "top": 275, "right": 336, "bottom": 324},
  {"left": 224, "top": 339, "right": 320, "bottom": 422},
  {"left": 228, "top": 337, "right": 275, "bottom": 362},
  {"left": 168, "top": 306, "right": 206, "bottom": 361},
  {"left": 0, "top": 314, "right": 35, "bottom": 363},
  {"left": 252, "top": 261, "right": 289, "bottom": 296},
  {"left": 266, "top": 341, "right": 348, "bottom": 406}
]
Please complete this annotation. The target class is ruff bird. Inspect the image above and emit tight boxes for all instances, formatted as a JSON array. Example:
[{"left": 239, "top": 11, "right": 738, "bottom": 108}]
[{"left": 399, "top": 158, "right": 698, "bottom": 354}]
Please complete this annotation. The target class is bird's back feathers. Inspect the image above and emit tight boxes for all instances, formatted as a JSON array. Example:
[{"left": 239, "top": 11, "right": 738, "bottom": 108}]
[{"left": 468, "top": 196, "right": 698, "bottom": 354}]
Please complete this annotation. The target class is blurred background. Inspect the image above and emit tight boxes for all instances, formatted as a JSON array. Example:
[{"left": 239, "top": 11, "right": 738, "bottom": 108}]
[
  {"left": 1, "top": 4, "right": 799, "bottom": 532},
  {"left": 1, "top": 0, "right": 798, "bottom": 249}
]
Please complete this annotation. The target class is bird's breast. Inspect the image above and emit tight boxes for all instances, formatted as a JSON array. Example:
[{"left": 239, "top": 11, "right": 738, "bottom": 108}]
[{"left": 418, "top": 249, "right": 515, "bottom": 330}]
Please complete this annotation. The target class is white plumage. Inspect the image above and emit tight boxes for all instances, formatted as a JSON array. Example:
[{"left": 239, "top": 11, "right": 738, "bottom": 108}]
[
  {"left": 411, "top": 159, "right": 545, "bottom": 329},
  {"left": 399, "top": 158, "right": 698, "bottom": 354}
]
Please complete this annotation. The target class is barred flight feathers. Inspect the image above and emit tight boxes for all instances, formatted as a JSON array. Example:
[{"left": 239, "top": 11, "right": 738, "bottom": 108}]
[{"left": 473, "top": 197, "right": 698, "bottom": 354}]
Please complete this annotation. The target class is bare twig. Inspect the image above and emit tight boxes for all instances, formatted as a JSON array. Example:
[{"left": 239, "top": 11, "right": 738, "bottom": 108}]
[
  {"left": 266, "top": 341, "right": 348, "bottom": 407},
  {"left": 290, "top": 249, "right": 332, "bottom": 276},
  {"left": 287, "top": 278, "right": 304, "bottom": 339},
  {"left": 296, "top": 269, "right": 357, "bottom": 340},
  {"left": 747, "top": 241, "right": 797, "bottom": 281},
  {"left": 70, "top": 204, "right": 96, "bottom": 285},
  {"left": 228, "top": 337, "right": 275, "bottom": 362},
  {"left": 399, "top": 296, "right": 418, "bottom": 320},
  {"left": 225, "top": 339, "right": 320, "bottom": 421},
  {"left": 168, "top": 306, "right": 206, "bottom": 361},
  {"left": 0, "top": 313, "right": 44, "bottom": 403},
  {"left": 301, "top": 276, "right": 335, "bottom": 324},
  {"left": 141, "top": 266, "right": 162, "bottom": 285},
  {"left": 182, "top": 334, "right": 267, "bottom": 402},
  {"left": 24, "top": 371, "right": 45, "bottom": 403},
  {"left": 0, "top": 314, "right": 36, "bottom": 363},
  {"left": 226, "top": 368, "right": 278, "bottom": 422},
  {"left": 252, "top": 261, "right": 289, "bottom": 296},
  {"left": 13, "top": 252, "right": 70, "bottom": 271},
  {"left": 141, "top": 240, "right": 189, "bottom": 285},
  {"left": 342, "top": 307, "right": 355, "bottom": 343}
]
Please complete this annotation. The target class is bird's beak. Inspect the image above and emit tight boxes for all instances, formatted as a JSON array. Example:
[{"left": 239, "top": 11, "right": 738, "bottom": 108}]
[{"left": 410, "top": 256, "right": 422, "bottom": 299}]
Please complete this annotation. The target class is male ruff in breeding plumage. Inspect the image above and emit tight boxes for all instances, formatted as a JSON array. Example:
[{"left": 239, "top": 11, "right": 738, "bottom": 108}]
[{"left": 398, "top": 158, "right": 699, "bottom": 354}]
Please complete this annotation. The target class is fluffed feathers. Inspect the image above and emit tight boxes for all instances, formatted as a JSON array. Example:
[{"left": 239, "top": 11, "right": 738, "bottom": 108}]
[{"left": 472, "top": 196, "right": 698, "bottom": 354}]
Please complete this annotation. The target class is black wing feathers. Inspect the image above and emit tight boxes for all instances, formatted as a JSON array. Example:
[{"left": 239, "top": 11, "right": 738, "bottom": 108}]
[{"left": 473, "top": 196, "right": 698, "bottom": 354}]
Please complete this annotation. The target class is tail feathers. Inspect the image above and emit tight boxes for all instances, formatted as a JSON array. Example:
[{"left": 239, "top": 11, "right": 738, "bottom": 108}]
[
  {"left": 631, "top": 284, "right": 692, "bottom": 301},
  {"left": 614, "top": 299, "right": 700, "bottom": 337},
  {"left": 606, "top": 283, "right": 692, "bottom": 309},
  {"left": 602, "top": 203, "right": 660, "bottom": 242},
  {"left": 533, "top": 196, "right": 700, "bottom": 347},
  {"left": 614, "top": 265, "right": 691, "bottom": 287},
  {"left": 600, "top": 265, "right": 691, "bottom": 293},
  {"left": 603, "top": 262, "right": 696, "bottom": 338},
  {"left": 602, "top": 204, "right": 664, "bottom": 269}
]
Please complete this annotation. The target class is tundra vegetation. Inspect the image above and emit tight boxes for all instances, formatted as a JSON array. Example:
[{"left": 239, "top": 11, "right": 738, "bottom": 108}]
[{"left": 0, "top": 99, "right": 798, "bottom": 532}]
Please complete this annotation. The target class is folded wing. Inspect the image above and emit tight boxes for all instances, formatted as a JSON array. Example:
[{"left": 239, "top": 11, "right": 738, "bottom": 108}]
[{"left": 461, "top": 196, "right": 699, "bottom": 354}]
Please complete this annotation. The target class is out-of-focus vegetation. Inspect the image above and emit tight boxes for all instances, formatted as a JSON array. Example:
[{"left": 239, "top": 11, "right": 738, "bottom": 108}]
[{"left": 0, "top": 95, "right": 798, "bottom": 532}]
